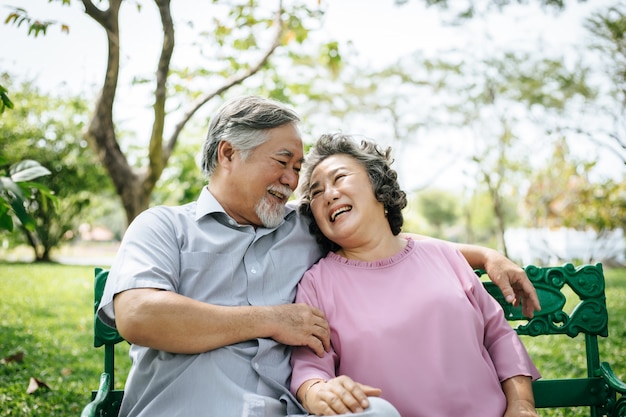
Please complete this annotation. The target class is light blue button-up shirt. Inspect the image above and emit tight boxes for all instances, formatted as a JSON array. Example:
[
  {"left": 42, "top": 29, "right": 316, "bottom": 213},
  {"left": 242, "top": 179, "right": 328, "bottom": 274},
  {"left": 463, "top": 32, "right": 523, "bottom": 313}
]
[{"left": 98, "top": 187, "right": 323, "bottom": 417}]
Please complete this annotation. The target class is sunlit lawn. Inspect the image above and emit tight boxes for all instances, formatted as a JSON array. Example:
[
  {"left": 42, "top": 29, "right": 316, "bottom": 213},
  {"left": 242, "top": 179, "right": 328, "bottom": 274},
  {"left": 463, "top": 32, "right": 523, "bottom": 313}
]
[
  {"left": 0, "top": 262, "right": 624, "bottom": 416},
  {"left": 0, "top": 263, "right": 129, "bottom": 416}
]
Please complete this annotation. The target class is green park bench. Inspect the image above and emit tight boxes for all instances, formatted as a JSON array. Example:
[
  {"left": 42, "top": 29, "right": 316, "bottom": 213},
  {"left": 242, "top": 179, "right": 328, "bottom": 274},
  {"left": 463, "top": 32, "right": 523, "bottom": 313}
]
[{"left": 80, "top": 263, "right": 626, "bottom": 417}]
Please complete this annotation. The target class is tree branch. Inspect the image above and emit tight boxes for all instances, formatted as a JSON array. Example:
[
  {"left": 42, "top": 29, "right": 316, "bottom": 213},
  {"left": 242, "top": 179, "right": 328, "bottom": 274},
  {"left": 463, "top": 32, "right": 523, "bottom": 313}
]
[
  {"left": 164, "top": 0, "right": 285, "bottom": 157},
  {"left": 81, "top": 0, "right": 108, "bottom": 28},
  {"left": 81, "top": 0, "right": 137, "bottom": 206},
  {"left": 148, "top": 0, "right": 175, "bottom": 187},
  {"left": 567, "top": 127, "right": 626, "bottom": 164}
]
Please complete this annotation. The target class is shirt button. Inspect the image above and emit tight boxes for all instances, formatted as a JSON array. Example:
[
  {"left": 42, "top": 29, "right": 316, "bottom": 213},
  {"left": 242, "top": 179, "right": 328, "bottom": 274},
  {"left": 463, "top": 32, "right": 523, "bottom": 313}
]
[
  {"left": 254, "top": 363, "right": 260, "bottom": 370},
  {"left": 251, "top": 268, "right": 257, "bottom": 274}
]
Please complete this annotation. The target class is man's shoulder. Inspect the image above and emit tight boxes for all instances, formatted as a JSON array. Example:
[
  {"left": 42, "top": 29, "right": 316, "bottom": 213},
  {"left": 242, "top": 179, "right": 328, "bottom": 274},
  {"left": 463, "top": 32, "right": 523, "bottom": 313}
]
[
  {"left": 128, "top": 202, "right": 197, "bottom": 233},
  {"left": 285, "top": 200, "right": 310, "bottom": 222}
]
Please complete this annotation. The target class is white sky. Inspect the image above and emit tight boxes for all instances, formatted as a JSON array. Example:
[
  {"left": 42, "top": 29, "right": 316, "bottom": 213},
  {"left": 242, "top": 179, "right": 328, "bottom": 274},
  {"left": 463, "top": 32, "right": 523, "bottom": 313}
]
[
  {"left": 0, "top": 0, "right": 622, "bottom": 192},
  {"left": 0, "top": 0, "right": 610, "bottom": 97}
]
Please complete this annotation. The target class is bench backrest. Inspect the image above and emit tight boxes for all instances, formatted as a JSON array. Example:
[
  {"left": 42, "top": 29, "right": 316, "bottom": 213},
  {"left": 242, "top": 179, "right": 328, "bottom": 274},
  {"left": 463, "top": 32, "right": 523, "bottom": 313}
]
[
  {"left": 89, "top": 264, "right": 625, "bottom": 417},
  {"left": 481, "top": 263, "right": 624, "bottom": 416}
]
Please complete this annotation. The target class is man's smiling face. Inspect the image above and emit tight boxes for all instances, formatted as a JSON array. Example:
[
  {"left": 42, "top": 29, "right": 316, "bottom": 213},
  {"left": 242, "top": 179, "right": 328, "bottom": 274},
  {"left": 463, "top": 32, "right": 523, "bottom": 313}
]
[{"left": 226, "top": 123, "right": 304, "bottom": 228}]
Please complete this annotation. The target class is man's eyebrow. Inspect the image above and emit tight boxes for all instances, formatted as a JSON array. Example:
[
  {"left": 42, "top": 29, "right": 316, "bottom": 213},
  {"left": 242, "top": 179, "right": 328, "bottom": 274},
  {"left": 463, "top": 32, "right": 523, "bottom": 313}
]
[{"left": 276, "top": 149, "right": 305, "bottom": 164}]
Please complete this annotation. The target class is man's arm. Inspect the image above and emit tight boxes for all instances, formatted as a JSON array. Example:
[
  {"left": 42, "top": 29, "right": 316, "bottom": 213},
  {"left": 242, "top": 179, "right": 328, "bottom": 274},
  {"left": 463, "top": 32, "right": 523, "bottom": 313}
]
[
  {"left": 114, "top": 288, "right": 331, "bottom": 355},
  {"left": 402, "top": 234, "right": 541, "bottom": 317}
]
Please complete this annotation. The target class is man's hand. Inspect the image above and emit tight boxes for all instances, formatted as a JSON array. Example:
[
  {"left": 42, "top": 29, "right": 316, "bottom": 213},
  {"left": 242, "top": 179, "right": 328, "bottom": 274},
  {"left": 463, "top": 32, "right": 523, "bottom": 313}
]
[
  {"left": 266, "top": 303, "right": 331, "bottom": 357},
  {"left": 483, "top": 252, "right": 541, "bottom": 318},
  {"left": 300, "top": 376, "right": 382, "bottom": 415}
]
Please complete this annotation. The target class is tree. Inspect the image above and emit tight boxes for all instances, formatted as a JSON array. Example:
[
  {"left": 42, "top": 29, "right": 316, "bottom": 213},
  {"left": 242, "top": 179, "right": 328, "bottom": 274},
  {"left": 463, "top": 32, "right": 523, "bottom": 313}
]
[
  {"left": 6, "top": 0, "right": 586, "bottom": 226},
  {"left": 413, "top": 50, "right": 595, "bottom": 254},
  {"left": 6, "top": 0, "right": 608, "bottom": 234},
  {"left": 0, "top": 78, "right": 55, "bottom": 236},
  {"left": 0, "top": 159, "right": 53, "bottom": 233},
  {"left": 415, "top": 189, "right": 459, "bottom": 238},
  {"left": 581, "top": 4, "right": 626, "bottom": 164},
  {"left": 463, "top": 189, "right": 520, "bottom": 249},
  {"left": 0, "top": 84, "right": 14, "bottom": 114},
  {"left": 6, "top": 0, "right": 328, "bottom": 227},
  {"left": 397, "top": 0, "right": 574, "bottom": 6},
  {"left": 0, "top": 77, "right": 115, "bottom": 261},
  {"left": 525, "top": 138, "right": 626, "bottom": 232}
]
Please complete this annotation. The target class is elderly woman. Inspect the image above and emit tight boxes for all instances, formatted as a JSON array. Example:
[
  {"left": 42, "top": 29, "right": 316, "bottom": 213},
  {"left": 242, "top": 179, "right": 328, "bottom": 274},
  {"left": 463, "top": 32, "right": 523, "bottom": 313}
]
[{"left": 290, "top": 133, "right": 541, "bottom": 417}]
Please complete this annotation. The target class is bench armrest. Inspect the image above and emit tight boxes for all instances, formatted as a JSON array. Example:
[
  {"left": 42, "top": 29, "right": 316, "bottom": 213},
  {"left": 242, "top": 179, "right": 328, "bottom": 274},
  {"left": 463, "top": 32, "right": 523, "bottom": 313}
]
[
  {"left": 600, "top": 362, "right": 626, "bottom": 417},
  {"left": 600, "top": 362, "right": 626, "bottom": 393},
  {"left": 80, "top": 373, "right": 111, "bottom": 417}
]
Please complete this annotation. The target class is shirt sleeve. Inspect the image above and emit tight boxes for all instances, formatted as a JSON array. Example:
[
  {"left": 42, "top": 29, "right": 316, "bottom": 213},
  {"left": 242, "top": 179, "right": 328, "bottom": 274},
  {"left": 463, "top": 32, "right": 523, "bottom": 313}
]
[
  {"left": 289, "top": 269, "right": 338, "bottom": 395},
  {"left": 97, "top": 206, "right": 182, "bottom": 328},
  {"left": 449, "top": 247, "right": 541, "bottom": 382}
]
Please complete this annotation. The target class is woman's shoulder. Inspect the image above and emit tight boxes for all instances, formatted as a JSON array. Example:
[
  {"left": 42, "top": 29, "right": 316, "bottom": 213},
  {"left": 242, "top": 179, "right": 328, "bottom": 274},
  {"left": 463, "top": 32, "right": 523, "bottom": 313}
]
[{"left": 411, "top": 236, "right": 457, "bottom": 253}]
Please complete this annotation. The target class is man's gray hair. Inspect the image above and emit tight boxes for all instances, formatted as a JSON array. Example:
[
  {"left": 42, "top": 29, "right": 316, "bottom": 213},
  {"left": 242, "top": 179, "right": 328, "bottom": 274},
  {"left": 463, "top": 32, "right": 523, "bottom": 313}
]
[{"left": 201, "top": 96, "right": 301, "bottom": 177}]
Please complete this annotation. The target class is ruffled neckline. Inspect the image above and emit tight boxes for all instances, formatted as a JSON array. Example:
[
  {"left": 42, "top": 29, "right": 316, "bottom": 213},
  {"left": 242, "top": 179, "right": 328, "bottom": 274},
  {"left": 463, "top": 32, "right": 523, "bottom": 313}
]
[{"left": 326, "top": 238, "right": 415, "bottom": 268}]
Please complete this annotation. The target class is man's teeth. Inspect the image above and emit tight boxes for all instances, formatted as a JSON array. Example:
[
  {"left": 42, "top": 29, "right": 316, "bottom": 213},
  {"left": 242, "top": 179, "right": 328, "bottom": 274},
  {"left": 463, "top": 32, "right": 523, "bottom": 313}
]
[
  {"left": 331, "top": 206, "right": 351, "bottom": 222},
  {"left": 269, "top": 190, "right": 285, "bottom": 200}
]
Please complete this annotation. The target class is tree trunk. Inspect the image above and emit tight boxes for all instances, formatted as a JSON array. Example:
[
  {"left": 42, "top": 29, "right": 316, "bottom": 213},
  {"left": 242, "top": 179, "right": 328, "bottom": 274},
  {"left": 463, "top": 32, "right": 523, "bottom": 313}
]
[
  {"left": 82, "top": 0, "right": 153, "bottom": 225},
  {"left": 81, "top": 0, "right": 285, "bottom": 227},
  {"left": 492, "top": 193, "right": 509, "bottom": 258}
]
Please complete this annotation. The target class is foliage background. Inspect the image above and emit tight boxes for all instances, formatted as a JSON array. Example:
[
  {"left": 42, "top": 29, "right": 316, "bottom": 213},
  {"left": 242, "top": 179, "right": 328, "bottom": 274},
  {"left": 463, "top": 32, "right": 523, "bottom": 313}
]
[{"left": 1, "top": 0, "right": 625, "bottom": 262}]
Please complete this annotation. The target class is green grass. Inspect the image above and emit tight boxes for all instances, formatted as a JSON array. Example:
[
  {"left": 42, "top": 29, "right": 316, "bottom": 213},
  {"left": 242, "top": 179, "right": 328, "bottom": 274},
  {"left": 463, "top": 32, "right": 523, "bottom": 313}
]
[
  {"left": 0, "top": 263, "right": 129, "bottom": 417},
  {"left": 0, "top": 263, "right": 625, "bottom": 416}
]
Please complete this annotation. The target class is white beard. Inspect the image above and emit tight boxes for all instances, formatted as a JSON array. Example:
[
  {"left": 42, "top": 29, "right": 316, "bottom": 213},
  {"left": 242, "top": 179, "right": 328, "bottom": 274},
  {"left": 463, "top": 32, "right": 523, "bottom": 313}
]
[{"left": 255, "top": 196, "right": 285, "bottom": 228}]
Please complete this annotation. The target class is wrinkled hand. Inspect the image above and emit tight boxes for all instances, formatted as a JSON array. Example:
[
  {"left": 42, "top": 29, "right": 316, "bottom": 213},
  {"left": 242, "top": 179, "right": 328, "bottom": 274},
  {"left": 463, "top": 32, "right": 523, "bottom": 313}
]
[
  {"left": 305, "top": 376, "right": 382, "bottom": 416},
  {"left": 484, "top": 252, "right": 541, "bottom": 318},
  {"left": 267, "top": 303, "right": 330, "bottom": 357},
  {"left": 504, "top": 399, "right": 539, "bottom": 417}
]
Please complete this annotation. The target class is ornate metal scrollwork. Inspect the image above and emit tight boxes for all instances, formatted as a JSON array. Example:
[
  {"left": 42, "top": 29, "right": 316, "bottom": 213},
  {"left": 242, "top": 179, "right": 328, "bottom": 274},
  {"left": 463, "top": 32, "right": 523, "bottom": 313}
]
[
  {"left": 609, "top": 396, "right": 626, "bottom": 417},
  {"left": 513, "top": 263, "right": 608, "bottom": 338}
]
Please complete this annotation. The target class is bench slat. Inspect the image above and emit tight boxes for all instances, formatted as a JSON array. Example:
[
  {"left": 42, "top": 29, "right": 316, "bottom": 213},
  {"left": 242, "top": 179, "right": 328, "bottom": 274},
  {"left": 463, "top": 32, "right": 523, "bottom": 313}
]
[{"left": 533, "top": 378, "right": 608, "bottom": 408}]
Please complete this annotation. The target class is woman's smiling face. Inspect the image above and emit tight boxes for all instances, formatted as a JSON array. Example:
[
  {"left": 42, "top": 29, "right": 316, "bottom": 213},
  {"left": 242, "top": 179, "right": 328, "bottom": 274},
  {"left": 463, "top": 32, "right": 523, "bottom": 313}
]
[{"left": 308, "top": 154, "right": 386, "bottom": 248}]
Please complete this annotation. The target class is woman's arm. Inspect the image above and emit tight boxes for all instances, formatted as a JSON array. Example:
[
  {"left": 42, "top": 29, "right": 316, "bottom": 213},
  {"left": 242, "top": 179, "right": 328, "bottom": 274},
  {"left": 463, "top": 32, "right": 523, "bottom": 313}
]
[
  {"left": 297, "top": 376, "right": 381, "bottom": 416},
  {"left": 502, "top": 376, "right": 539, "bottom": 417}
]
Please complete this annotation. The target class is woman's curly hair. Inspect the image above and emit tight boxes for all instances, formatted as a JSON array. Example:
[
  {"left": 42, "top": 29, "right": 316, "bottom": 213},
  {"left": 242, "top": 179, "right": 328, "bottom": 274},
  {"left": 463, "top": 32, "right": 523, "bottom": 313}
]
[{"left": 298, "top": 133, "right": 407, "bottom": 254}]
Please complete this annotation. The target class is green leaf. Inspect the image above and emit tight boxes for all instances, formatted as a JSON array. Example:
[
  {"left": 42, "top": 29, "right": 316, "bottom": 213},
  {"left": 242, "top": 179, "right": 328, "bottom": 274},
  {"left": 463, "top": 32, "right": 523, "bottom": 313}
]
[
  {"left": 10, "top": 160, "right": 51, "bottom": 182},
  {"left": 20, "top": 181, "right": 59, "bottom": 209},
  {"left": 0, "top": 209, "right": 14, "bottom": 232},
  {"left": 0, "top": 84, "right": 14, "bottom": 114},
  {"left": 0, "top": 176, "right": 26, "bottom": 200},
  {"left": 0, "top": 201, "right": 14, "bottom": 231},
  {"left": 8, "top": 194, "right": 36, "bottom": 231}
]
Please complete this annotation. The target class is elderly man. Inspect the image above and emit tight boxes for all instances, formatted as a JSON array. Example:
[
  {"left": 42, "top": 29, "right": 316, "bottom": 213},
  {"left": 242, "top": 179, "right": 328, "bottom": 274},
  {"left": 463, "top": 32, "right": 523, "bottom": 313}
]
[{"left": 97, "top": 95, "right": 539, "bottom": 417}]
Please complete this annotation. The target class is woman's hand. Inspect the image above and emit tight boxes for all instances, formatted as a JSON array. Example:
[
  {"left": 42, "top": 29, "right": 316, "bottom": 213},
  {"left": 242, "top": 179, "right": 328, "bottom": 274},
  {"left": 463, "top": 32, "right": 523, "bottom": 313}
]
[{"left": 300, "top": 375, "right": 382, "bottom": 415}]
